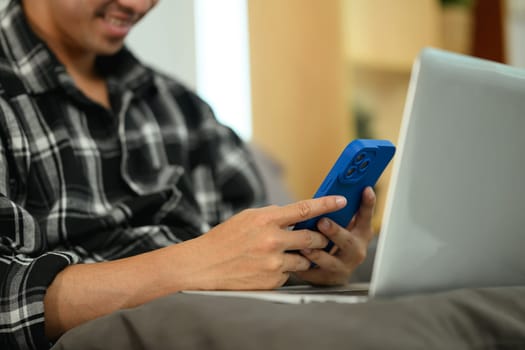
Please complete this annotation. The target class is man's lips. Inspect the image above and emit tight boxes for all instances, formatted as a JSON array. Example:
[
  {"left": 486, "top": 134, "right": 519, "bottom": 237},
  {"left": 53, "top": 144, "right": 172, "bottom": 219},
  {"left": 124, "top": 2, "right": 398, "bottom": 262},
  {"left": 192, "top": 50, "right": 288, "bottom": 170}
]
[
  {"left": 99, "top": 12, "right": 137, "bottom": 38},
  {"left": 104, "top": 14, "right": 134, "bottom": 28}
]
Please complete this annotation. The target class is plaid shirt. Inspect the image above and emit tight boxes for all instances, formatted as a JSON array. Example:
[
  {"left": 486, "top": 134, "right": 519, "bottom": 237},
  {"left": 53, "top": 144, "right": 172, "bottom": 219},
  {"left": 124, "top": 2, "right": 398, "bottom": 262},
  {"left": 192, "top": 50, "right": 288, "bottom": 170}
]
[{"left": 0, "top": 2, "right": 265, "bottom": 349}]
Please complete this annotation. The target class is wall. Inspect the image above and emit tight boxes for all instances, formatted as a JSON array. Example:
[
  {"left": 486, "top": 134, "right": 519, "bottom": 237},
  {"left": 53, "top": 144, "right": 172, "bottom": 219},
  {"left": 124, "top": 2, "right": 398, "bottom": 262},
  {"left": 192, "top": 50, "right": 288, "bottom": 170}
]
[
  {"left": 248, "top": 0, "right": 351, "bottom": 201},
  {"left": 507, "top": 0, "right": 525, "bottom": 67},
  {"left": 126, "top": 0, "right": 197, "bottom": 89}
]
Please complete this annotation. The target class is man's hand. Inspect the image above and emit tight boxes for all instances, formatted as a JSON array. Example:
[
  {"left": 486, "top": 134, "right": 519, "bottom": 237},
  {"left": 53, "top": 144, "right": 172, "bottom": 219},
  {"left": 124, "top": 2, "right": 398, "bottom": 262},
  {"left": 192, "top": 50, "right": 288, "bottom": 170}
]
[
  {"left": 294, "top": 187, "right": 376, "bottom": 286},
  {"left": 44, "top": 195, "right": 352, "bottom": 339},
  {"left": 181, "top": 195, "right": 348, "bottom": 290}
]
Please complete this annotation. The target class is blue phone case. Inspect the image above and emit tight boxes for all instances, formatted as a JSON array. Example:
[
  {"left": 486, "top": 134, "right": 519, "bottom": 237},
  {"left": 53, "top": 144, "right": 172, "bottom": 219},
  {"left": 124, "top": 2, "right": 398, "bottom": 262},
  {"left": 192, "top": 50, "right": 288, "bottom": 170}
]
[{"left": 293, "top": 139, "right": 396, "bottom": 252}]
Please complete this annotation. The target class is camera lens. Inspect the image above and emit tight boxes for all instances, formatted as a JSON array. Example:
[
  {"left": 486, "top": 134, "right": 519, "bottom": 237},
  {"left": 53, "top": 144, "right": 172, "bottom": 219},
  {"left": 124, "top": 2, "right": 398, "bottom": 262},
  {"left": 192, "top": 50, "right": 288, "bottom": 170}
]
[{"left": 346, "top": 167, "right": 356, "bottom": 177}]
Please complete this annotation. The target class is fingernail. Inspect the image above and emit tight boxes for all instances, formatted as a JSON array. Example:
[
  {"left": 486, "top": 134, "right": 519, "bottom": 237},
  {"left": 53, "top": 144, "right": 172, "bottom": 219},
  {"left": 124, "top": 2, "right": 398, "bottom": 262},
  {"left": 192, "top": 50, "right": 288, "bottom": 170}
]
[
  {"left": 301, "top": 249, "right": 312, "bottom": 255},
  {"left": 319, "top": 218, "right": 330, "bottom": 230},
  {"left": 335, "top": 196, "right": 347, "bottom": 207},
  {"left": 365, "top": 187, "right": 375, "bottom": 199}
]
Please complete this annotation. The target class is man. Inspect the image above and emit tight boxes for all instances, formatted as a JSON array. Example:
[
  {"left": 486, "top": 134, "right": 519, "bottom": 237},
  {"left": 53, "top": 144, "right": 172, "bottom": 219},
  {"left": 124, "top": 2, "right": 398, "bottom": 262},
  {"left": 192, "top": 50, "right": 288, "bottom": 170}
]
[{"left": 0, "top": 1, "right": 376, "bottom": 349}]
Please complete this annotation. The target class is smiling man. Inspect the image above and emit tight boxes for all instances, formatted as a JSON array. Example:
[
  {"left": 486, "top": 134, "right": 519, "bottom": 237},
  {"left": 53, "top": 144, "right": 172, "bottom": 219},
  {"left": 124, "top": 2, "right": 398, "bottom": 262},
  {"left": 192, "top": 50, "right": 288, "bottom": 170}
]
[
  {"left": 0, "top": 1, "right": 376, "bottom": 349},
  {"left": 22, "top": 0, "right": 158, "bottom": 108}
]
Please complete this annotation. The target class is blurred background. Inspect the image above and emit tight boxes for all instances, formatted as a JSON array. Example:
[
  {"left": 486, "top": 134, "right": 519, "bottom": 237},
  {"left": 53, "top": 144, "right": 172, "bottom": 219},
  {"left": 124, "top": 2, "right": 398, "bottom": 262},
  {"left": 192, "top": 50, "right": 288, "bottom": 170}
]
[
  {"left": 127, "top": 0, "right": 520, "bottom": 232},
  {"left": 2, "top": 0, "right": 523, "bottom": 232}
]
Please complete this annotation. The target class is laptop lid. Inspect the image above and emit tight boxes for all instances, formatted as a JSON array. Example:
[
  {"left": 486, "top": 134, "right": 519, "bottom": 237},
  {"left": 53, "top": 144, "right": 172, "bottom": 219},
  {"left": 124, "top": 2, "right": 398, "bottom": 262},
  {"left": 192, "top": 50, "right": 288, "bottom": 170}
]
[{"left": 370, "top": 48, "right": 525, "bottom": 297}]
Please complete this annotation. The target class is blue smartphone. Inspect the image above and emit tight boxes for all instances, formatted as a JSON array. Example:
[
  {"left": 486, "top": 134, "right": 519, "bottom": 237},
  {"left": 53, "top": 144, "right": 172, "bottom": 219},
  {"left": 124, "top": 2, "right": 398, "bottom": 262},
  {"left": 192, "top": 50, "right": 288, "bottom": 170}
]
[{"left": 293, "top": 139, "right": 396, "bottom": 252}]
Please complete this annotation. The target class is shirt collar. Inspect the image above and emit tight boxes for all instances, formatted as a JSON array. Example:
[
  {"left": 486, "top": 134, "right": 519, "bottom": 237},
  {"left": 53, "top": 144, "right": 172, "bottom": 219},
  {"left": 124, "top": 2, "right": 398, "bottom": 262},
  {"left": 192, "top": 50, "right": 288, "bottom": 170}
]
[{"left": 0, "top": 0, "right": 155, "bottom": 96}]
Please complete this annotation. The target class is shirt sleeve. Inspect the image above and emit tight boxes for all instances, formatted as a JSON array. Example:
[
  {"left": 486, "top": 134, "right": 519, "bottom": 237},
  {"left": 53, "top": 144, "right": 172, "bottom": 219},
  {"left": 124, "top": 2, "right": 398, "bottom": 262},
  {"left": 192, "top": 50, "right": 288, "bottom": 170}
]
[{"left": 0, "top": 103, "right": 79, "bottom": 350}]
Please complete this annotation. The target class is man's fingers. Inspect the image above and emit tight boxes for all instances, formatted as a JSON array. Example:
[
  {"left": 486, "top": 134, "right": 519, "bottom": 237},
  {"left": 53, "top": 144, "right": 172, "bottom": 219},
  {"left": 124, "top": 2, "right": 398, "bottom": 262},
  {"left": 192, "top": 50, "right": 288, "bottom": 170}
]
[
  {"left": 283, "top": 252, "right": 312, "bottom": 272},
  {"left": 353, "top": 187, "right": 375, "bottom": 233},
  {"left": 318, "top": 217, "right": 368, "bottom": 265},
  {"left": 283, "top": 230, "right": 329, "bottom": 251},
  {"left": 275, "top": 196, "right": 347, "bottom": 226},
  {"left": 299, "top": 248, "right": 345, "bottom": 273}
]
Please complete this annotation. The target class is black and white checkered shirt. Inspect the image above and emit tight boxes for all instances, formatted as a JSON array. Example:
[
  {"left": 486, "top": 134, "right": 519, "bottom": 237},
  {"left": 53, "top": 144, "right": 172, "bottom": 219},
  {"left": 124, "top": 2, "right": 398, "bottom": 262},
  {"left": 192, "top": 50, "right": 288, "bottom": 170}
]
[{"left": 0, "top": 1, "right": 266, "bottom": 349}]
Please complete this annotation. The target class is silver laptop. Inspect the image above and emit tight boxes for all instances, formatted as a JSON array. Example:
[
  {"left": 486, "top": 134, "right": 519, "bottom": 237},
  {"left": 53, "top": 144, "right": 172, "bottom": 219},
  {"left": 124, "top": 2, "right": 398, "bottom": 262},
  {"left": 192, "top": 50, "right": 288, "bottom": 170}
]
[
  {"left": 186, "top": 48, "right": 525, "bottom": 303},
  {"left": 370, "top": 47, "right": 525, "bottom": 297}
]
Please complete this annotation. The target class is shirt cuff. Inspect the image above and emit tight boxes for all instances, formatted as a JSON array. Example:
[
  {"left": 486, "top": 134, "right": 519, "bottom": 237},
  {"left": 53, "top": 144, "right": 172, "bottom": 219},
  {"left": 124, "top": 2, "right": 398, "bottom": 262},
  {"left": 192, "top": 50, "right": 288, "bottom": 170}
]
[{"left": 0, "top": 251, "right": 79, "bottom": 350}]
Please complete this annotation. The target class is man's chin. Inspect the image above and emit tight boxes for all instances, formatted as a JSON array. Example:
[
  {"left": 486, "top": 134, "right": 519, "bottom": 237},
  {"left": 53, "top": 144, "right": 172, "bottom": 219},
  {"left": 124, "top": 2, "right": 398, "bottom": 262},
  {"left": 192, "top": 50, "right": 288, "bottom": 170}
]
[{"left": 95, "top": 40, "right": 125, "bottom": 56}]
